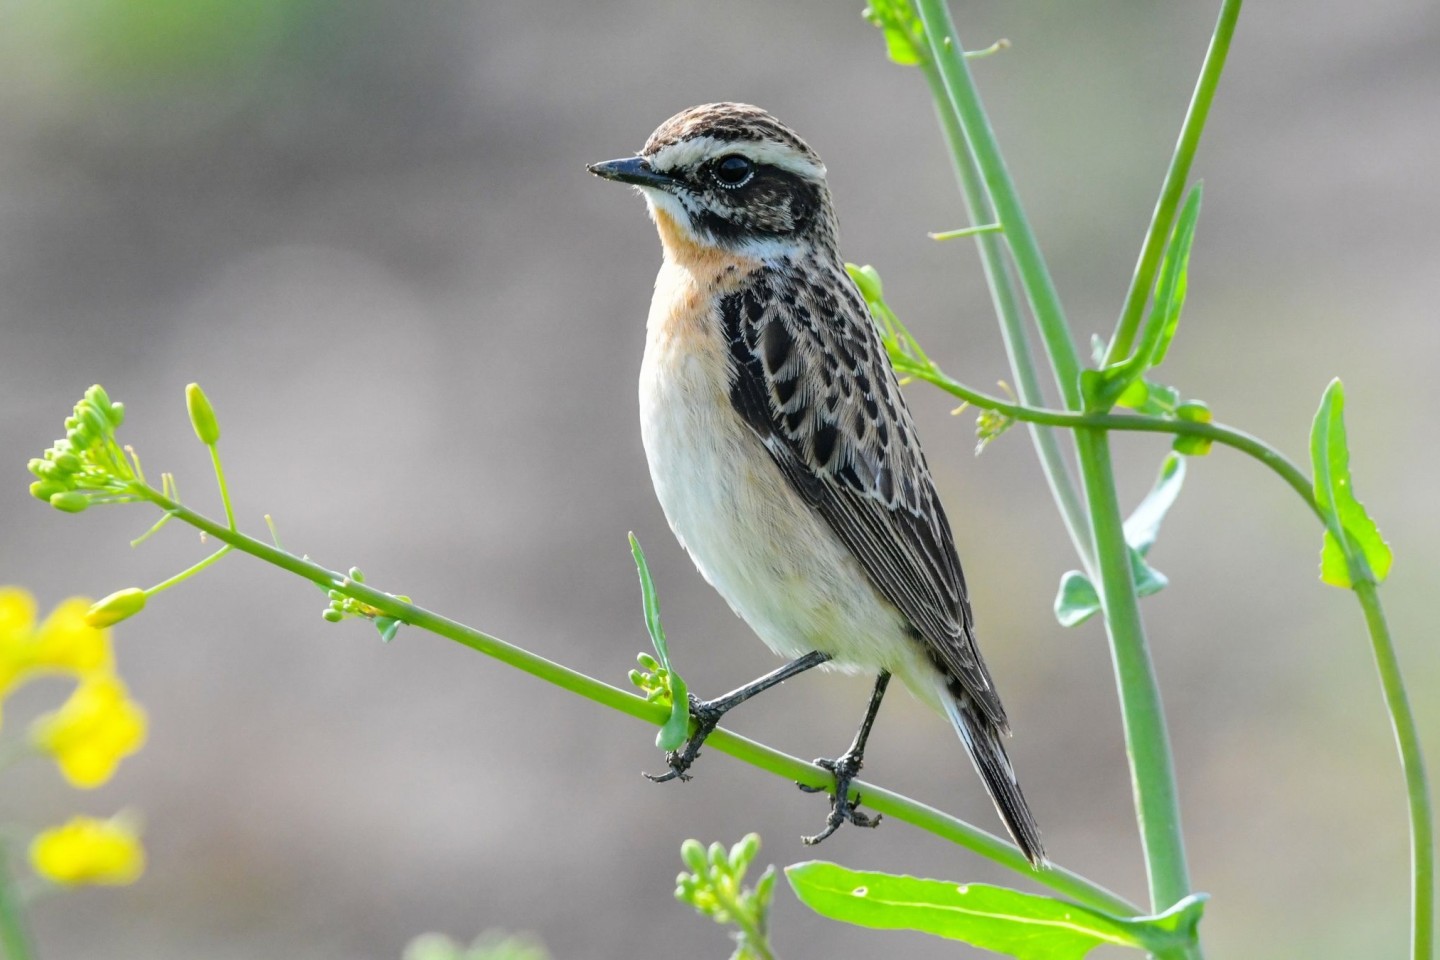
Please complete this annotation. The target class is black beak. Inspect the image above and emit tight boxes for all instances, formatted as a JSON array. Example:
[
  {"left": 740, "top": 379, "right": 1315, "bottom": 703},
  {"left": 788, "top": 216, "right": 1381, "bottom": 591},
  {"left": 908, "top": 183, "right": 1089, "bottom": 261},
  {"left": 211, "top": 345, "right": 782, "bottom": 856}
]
[{"left": 587, "top": 156, "right": 676, "bottom": 189}]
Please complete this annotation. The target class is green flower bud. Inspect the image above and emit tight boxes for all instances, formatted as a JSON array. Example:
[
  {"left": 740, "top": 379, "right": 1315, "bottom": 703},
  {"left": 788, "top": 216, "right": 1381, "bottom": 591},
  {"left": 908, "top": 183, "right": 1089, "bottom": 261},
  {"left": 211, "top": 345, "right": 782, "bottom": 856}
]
[
  {"left": 30, "top": 480, "right": 65, "bottom": 502},
  {"left": 1172, "top": 434, "right": 1213, "bottom": 457},
  {"left": 85, "top": 588, "right": 148, "bottom": 627},
  {"left": 348, "top": 567, "right": 365, "bottom": 583},
  {"left": 322, "top": 608, "right": 344, "bottom": 623},
  {"left": 107, "top": 402, "right": 125, "bottom": 427},
  {"left": 636, "top": 652, "right": 659, "bottom": 672},
  {"left": 53, "top": 451, "right": 82, "bottom": 474},
  {"left": 79, "top": 404, "right": 111, "bottom": 442},
  {"left": 680, "top": 839, "right": 708, "bottom": 875},
  {"left": 28, "top": 458, "right": 56, "bottom": 480},
  {"left": 85, "top": 384, "right": 112, "bottom": 411},
  {"left": 733, "top": 833, "right": 759, "bottom": 868},
  {"left": 1176, "top": 400, "right": 1211, "bottom": 423},
  {"left": 185, "top": 383, "right": 221, "bottom": 445},
  {"left": 49, "top": 491, "right": 90, "bottom": 513},
  {"left": 708, "top": 841, "right": 727, "bottom": 871}
]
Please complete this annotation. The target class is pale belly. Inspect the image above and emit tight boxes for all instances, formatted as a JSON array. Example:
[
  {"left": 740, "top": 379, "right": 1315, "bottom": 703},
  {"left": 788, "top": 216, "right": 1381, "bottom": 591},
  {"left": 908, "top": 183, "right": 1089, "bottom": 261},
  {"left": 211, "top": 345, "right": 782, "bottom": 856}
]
[{"left": 638, "top": 342, "right": 933, "bottom": 689}]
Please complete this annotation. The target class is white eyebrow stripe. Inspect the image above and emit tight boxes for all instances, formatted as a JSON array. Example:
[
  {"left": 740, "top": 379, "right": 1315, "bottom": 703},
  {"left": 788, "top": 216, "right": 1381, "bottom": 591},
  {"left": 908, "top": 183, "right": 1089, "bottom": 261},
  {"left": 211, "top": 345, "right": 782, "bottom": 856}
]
[{"left": 648, "top": 135, "right": 827, "bottom": 182}]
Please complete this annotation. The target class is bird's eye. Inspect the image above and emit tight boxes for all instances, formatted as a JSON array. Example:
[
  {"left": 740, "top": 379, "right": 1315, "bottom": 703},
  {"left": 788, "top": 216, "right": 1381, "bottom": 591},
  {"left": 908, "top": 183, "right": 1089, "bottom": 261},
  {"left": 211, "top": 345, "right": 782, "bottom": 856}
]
[{"left": 712, "top": 154, "right": 755, "bottom": 188}]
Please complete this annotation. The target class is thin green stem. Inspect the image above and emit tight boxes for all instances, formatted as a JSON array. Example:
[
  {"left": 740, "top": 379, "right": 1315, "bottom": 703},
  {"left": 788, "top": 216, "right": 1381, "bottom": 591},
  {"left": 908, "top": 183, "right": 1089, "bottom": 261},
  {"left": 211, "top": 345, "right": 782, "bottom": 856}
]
[
  {"left": 916, "top": 52, "right": 1095, "bottom": 574},
  {"left": 715, "top": 886, "right": 775, "bottom": 960},
  {"left": 915, "top": 0, "right": 1083, "bottom": 408},
  {"left": 0, "top": 843, "right": 33, "bottom": 960},
  {"left": 208, "top": 445, "right": 236, "bottom": 531},
  {"left": 1355, "top": 581, "right": 1434, "bottom": 960},
  {"left": 898, "top": 361, "right": 1317, "bottom": 513},
  {"left": 144, "top": 545, "right": 233, "bottom": 597},
  {"left": 126, "top": 483, "right": 1137, "bottom": 915},
  {"left": 928, "top": 223, "right": 1002, "bottom": 241},
  {"left": 1104, "top": 0, "right": 1242, "bottom": 366},
  {"left": 1075, "top": 430, "right": 1192, "bottom": 916}
]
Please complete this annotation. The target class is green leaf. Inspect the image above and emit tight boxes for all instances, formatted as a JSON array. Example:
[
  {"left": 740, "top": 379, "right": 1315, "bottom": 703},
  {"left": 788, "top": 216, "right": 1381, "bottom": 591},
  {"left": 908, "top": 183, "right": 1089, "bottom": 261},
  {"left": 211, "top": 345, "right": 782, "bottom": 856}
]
[
  {"left": 1055, "top": 454, "right": 1181, "bottom": 627},
  {"left": 629, "top": 533, "right": 692, "bottom": 751},
  {"left": 786, "top": 862, "right": 1206, "bottom": 959},
  {"left": 1147, "top": 184, "right": 1202, "bottom": 368},
  {"left": 375, "top": 617, "right": 401, "bottom": 643},
  {"left": 1309, "top": 380, "right": 1393, "bottom": 588},
  {"left": 1054, "top": 571, "right": 1100, "bottom": 628},
  {"left": 1083, "top": 184, "right": 1202, "bottom": 412},
  {"left": 1054, "top": 549, "right": 1168, "bottom": 629},
  {"left": 1123, "top": 453, "right": 1186, "bottom": 556}
]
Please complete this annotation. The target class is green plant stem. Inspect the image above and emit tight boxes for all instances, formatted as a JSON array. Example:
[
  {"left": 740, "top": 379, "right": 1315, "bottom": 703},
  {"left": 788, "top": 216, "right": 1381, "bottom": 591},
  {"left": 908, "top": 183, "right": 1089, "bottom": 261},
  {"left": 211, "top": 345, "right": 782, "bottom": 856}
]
[
  {"left": 899, "top": 363, "right": 1316, "bottom": 511},
  {"left": 915, "top": 0, "right": 1083, "bottom": 408},
  {"left": 914, "top": 0, "right": 1198, "bottom": 925},
  {"left": 0, "top": 844, "right": 33, "bottom": 960},
  {"left": 714, "top": 886, "right": 775, "bottom": 960},
  {"left": 916, "top": 50, "right": 1095, "bottom": 574},
  {"left": 127, "top": 483, "right": 1135, "bottom": 916},
  {"left": 1355, "top": 580, "right": 1434, "bottom": 960},
  {"left": 144, "top": 545, "right": 232, "bottom": 596},
  {"left": 1075, "top": 429, "right": 1191, "bottom": 914},
  {"left": 1103, "top": 0, "right": 1242, "bottom": 366},
  {"left": 208, "top": 445, "right": 236, "bottom": 531}
]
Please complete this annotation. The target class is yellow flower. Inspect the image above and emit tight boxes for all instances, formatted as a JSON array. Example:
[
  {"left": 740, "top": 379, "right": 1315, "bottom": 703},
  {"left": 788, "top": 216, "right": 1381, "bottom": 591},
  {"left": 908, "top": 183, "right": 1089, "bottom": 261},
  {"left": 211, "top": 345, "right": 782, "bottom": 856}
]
[
  {"left": 30, "top": 814, "right": 144, "bottom": 886},
  {"left": 0, "top": 588, "right": 37, "bottom": 695},
  {"left": 30, "top": 674, "right": 147, "bottom": 788},
  {"left": 30, "top": 597, "right": 114, "bottom": 675}
]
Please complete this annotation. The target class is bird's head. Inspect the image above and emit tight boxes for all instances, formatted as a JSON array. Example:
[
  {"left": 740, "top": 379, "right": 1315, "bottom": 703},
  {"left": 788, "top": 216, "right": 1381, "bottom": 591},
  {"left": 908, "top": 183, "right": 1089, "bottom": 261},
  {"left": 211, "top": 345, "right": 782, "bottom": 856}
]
[{"left": 588, "top": 103, "right": 837, "bottom": 261}]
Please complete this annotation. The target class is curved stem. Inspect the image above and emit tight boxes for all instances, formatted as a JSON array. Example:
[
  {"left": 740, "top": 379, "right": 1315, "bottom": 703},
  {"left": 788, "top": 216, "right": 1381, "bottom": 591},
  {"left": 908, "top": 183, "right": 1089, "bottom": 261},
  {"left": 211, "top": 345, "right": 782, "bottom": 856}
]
[
  {"left": 914, "top": 0, "right": 1083, "bottom": 409},
  {"left": 915, "top": 51, "right": 1095, "bottom": 575},
  {"left": 1355, "top": 581, "right": 1434, "bottom": 960},
  {"left": 1104, "top": 0, "right": 1243, "bottom": 365},
  {"left": 898, "top": 361, "right": 1317, "bottom": 513},
  {"left": 127, "top": 483, "right": 1137, "bottom": 917}
]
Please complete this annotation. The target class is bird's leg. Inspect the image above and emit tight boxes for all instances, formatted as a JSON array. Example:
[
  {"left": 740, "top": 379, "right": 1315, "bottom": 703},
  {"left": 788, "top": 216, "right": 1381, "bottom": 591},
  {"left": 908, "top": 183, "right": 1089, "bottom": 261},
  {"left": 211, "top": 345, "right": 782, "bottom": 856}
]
[
  {"left": 645, "top": 650, "right": 831, "bottom": 783},
  {"left": 799, "top": 670, "right": 890, "bottom": 845}
]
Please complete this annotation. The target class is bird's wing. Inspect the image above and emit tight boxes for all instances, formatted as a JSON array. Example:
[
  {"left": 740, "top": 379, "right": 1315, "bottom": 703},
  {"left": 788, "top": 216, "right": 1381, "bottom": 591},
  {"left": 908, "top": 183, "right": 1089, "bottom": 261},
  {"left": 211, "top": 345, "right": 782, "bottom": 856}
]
[{"left": 721, "top": 261, "right": 1008, "bottom": 730}]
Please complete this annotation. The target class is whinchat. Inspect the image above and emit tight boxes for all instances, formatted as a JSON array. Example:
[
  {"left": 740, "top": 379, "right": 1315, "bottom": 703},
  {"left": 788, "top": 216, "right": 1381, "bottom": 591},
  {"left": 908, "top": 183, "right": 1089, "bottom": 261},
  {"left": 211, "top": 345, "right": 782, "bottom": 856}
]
[{"left": 589, "top": 103, "right": 1044, "bottom": 865}]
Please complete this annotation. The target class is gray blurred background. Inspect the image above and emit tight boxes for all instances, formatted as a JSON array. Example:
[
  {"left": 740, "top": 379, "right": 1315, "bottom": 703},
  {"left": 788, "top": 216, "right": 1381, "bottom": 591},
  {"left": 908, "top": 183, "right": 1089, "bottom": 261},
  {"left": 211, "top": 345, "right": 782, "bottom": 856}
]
[{"left": 1, "top": 0, "right": 1436, "bottom": 957}]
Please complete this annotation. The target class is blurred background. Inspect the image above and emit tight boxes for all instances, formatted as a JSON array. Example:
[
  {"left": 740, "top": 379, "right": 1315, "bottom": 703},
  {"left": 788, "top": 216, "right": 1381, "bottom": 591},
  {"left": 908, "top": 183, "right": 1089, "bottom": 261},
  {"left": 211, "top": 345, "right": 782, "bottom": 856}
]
[{"left": 1, "top": 0, "right": 1436, "bottom": 957}]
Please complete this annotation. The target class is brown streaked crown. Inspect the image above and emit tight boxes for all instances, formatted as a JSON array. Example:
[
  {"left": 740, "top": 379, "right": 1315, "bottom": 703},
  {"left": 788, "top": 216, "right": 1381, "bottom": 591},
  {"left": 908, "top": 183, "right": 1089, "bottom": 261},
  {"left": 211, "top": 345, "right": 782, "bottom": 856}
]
[{"left": 641, "top": 103, "right": 819, "bottom": 165}]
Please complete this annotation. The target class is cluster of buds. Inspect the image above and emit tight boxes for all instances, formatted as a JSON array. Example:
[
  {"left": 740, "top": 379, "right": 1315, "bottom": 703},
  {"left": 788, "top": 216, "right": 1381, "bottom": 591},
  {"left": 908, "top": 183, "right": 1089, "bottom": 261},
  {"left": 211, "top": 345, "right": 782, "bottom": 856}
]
[
  {"left": 675, "top": 834, "right": 777, "bottom": 959},
  {"left": 627, "top": 652, "right": 676, "bottom": 707},
  {"left": 321, "top": 568, "right": 407, "bottom": 643},
  {"left": 27, "top": 385, "right": 138, "bottom": 513}
]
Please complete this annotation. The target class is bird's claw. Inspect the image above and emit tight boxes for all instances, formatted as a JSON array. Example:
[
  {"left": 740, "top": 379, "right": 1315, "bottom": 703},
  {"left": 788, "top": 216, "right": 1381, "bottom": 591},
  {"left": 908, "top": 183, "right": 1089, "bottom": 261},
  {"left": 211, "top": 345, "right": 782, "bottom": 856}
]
[
  {"left": 798, "top": 752, "right": 881, "bottom": 845},
  {"left": 643, "top": 694, "right": 722, "bottom": 783}
]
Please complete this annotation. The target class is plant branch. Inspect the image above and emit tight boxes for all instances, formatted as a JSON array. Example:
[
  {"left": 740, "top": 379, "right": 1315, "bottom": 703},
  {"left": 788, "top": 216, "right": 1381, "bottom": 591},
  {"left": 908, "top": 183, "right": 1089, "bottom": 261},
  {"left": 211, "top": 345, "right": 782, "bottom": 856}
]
[
  {"left": 126, "top": 483, "right": 1137, "bottom": 917},
  {"left": 1104, "top": 0, "right": 1242, "bottom": 366},
  {"left": 915, "top": 50, "right": 1095, "bottom": 574},
  {"left": 1355, "top": 580, "right": 1435, "bottom": 960}
]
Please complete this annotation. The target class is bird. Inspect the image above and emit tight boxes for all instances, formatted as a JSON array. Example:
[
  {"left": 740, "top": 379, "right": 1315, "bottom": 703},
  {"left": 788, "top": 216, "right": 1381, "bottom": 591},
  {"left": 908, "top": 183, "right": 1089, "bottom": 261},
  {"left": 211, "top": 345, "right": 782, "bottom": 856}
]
[{"left": 588, "top": 102, "right": 1045, "bottom": 866}]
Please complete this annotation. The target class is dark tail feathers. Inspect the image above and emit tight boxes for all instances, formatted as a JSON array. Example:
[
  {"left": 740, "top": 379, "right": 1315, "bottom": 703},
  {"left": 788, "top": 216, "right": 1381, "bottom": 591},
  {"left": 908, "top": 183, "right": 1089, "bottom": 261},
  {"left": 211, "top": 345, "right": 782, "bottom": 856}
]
[{"left": 944, "top": 690, "right": 1047, "bottom": 868}]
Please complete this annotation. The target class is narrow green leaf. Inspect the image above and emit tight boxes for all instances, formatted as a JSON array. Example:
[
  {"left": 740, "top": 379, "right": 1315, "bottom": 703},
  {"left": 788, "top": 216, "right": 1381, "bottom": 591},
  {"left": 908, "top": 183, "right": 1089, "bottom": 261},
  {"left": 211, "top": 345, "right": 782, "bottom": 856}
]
[
  {"left": 786, "top": 862, "right": 1205, "bottom": 959},
  {"left": 1147, "top": 184, "right": 1203, "bottom": 367},
  {"left": 1309, "top": 380, "right": 1393, "bottom": 587},
  {"left": 1123, "top": 453, "right": 1186, "bottom": 556},
  {"left": 629, "top": 533, "right": 691, "bottom": 750}
]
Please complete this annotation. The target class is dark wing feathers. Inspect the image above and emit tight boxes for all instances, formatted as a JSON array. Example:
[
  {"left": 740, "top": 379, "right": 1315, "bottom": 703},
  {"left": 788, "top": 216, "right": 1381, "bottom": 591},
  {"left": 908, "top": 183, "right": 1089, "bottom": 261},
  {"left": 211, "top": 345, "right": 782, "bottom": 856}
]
[{"left": 720, "top": 261, "right": 1007, "bottom": 731}]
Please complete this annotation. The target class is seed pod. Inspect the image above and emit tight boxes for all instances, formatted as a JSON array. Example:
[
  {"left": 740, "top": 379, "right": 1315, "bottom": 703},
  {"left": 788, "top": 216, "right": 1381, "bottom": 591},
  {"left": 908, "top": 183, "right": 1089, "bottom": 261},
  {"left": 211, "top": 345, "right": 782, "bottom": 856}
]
[{"left": 86, "top": 588, "right": 148, "bottom": 627}]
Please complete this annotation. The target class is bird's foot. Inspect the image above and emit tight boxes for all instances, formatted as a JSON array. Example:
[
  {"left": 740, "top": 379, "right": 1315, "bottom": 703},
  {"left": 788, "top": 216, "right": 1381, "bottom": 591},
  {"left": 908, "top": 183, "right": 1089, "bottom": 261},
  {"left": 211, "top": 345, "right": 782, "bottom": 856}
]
[
  {"left": 797, "top": 750, "right": 881, "bottom": 844},
  {"left": 643, "top": 694, "right": 725, "bottom": 783}
]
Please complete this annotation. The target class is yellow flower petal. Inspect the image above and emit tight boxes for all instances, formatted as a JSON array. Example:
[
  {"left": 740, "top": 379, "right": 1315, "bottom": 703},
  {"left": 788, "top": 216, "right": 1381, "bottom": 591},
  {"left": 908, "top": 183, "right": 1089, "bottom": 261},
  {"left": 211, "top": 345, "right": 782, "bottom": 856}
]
[
  {"left": 31, "top": 598, "right": 114, "bottom": 675},
  {"left": 0, "top": 587, "right": 37, "bottom": 642},
  {"left": 30, "top": 814, "right": 144, "bottom": 886},
  {"left": 31, "top": 674, "right": 147, "bottom": 789}
]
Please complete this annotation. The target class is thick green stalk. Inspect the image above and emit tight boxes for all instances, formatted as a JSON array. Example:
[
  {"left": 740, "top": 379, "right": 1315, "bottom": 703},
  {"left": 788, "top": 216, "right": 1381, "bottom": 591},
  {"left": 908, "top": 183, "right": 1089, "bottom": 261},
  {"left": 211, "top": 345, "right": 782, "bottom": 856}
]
[
  {"left": 128, "top": 484, "right": 1137, "bottom": 916},
  {"left": 0, "top": 845, "right": 32, "bottom": 960},
  {"left": 1075, "top": 429, "right": 1192, "bottom": 915},
  {"left": 913, "top": 0, "right": 1198, "bottom": 920},
  {"left": 915, "top": 52, "right": 1095, "bottom": 574},
  {"left": 1104, "top": 0, "right": 1242, "bottom": 365},
  {"left": 1355, "top": 581, "right": 1434, "bottom": 960}
]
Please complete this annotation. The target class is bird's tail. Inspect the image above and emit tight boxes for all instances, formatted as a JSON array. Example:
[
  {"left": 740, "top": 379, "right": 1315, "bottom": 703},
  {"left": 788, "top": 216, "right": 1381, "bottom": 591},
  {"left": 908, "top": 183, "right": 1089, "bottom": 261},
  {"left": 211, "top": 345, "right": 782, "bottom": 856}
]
[{"left": 943, "top": 689, "right": 1047, "bottom": 868}]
